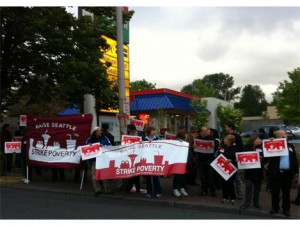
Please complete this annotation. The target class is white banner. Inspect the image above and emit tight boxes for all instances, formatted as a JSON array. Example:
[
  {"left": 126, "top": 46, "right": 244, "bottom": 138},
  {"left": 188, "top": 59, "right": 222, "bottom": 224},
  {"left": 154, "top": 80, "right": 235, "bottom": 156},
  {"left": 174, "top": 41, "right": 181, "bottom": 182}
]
[
  {"left": 194, "top": 139, "right": 214, "bottom": 154},
  {"left": 95, "top": 140, "right": 189, "bottom": 180},
  {"left": 5, "top": 142, "right": 21, "bottom": 154}
]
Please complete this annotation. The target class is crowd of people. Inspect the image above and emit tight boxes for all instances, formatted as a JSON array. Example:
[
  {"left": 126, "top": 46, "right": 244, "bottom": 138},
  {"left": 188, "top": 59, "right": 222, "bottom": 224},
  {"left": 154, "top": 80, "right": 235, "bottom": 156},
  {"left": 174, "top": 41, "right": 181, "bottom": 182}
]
[{"left": 1, "top": 121, "right": 299, "bottom": 218}]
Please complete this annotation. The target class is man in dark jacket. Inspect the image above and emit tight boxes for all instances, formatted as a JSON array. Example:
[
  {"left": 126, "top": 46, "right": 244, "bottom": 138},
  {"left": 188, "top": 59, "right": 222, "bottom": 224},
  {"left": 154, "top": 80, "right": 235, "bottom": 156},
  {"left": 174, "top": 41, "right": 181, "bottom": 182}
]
[{"left": 268, "top": 130, "right": 299, "bottom": 217}]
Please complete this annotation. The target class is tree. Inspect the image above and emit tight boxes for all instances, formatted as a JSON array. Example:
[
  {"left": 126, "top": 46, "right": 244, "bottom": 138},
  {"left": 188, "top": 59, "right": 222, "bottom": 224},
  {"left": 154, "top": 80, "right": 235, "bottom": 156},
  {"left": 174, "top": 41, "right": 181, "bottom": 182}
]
[
  {"left": 202, "top": 73, "right": 241, "bottom": 101},
  {"left": 234, "top": 85, "right": 268, "bottom": 116},
  {"left": 0, "top": 7, "right": 134, "bottom": 117},
  {"left": 216, "top": 104, "right": 243, "bottom": 138},
  {"left": 181, "top": 79, "right": 218, "bottom": 98},
  {"left": 130, "top": 79, "right": 156, "bottom": 91},
  {"left": 191, "top": 99, "right": 210, "bottom": 130},
  {"left": 276, "top": 68, "right": 300, "bottom": 124}
]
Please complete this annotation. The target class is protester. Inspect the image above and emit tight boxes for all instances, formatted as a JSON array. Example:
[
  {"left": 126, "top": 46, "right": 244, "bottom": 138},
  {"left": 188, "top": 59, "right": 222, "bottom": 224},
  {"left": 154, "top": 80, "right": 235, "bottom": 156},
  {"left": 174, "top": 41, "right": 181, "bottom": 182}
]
[
  {"left": 173, "top": 130, "right": 189, "bottom": 197},
  {"left": 195, "top": 126, "right": 216, "bottom": 196},
  {"left": 219, "top": 134, "right": 238, "bottom": 205},
  {"left": 185, "top": 132, "right": 198, "bottom": 186},
  {"left": 223, "top": 121, "right": 244, "bottom": 199},
  {"left": 240, "top": 135, "right": 264, "bottom": 210},
  {"left": 268, "top": 130, "right": 299, "bottom": 217},
  {"left": 143, "top": 126, "right": 162, "bottom": 199},
  {"left": 101, "top": 123, "right": 115, "bottom": 193},
  {"left": 127, "top": 128, "right": 143, "bottom": 193},
  {"left": 159, "top": 128, "right": 167, "bottom": 139},
  {"left": 209, "top": 128, "right": 222, "bottom": 191},
  {"left": 14, "top": 123, "right": 25, "bottom": 168},
  {"left": 1, "top": 123, "right": 13, "bottom": 173},
  {"left": 87, "top": 126, "right": 112, "bottom": 196}
]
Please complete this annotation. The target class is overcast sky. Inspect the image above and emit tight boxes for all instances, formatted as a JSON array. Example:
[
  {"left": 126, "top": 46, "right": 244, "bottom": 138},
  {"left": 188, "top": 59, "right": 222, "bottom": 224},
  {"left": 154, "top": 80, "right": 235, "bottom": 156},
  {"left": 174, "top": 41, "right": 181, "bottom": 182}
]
[{"left": 129, "top": 6, "right": 300, "bottom": 102}]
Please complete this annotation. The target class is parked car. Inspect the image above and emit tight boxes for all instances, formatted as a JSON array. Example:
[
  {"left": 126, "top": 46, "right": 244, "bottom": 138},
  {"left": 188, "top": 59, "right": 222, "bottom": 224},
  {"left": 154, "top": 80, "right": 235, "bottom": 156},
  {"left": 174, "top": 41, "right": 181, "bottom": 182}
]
[
  {"left": 240, "top": 125, "right": 294, "bottom": 140},
  {"left": 287, "top": 126, "right": 300, "bottom": 139}
]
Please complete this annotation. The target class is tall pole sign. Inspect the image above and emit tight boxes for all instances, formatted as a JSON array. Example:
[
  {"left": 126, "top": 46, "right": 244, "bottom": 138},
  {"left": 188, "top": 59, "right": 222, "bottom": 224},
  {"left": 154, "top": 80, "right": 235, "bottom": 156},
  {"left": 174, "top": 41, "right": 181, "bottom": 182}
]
[{"left": 116, "top": 7, "right": 127, "bottom": 135}]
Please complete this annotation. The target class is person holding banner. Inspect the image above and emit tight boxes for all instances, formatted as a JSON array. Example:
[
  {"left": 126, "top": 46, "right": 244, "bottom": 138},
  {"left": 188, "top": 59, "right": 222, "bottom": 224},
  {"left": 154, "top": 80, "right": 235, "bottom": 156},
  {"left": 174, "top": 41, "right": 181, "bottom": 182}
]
[
  {"left": 143, "top": 126, "right": 162, "bottom": 199},
  {"left": 240, "top": 135, "right": 264, "bottom": 210},
  {"left": 87, "top": 126, "right": 112, "bottom": 196},
  {"left": 172, "top": 130, "right": 189, "bottom": 197},
  {"left": 268, "top": 130, "right": 299, "bottom": 217},
  {"left": 219, "top": 134, "right": 238, "bottom": 205},
  {"left": 196, "top": 126, "right": 216, "bottom": 197},
  {"left": 126, "top": 128, "right": 143, "bottom": 193}
]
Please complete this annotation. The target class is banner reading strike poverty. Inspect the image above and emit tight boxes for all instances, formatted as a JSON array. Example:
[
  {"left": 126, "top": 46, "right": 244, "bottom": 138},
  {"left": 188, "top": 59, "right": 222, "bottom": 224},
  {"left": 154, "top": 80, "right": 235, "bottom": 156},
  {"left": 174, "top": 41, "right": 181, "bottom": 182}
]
[
  {"left": 26, "top": 114, "right": 93, "bottom": 168},
  {"left": 194, "top": 139, "right": 214, "bottom": 154},
  {"left": 236, "top": 151, "right": 261, "bottom": 170},
  {"left": 95, "top": 140, "right": 189, "bottom": 180}
]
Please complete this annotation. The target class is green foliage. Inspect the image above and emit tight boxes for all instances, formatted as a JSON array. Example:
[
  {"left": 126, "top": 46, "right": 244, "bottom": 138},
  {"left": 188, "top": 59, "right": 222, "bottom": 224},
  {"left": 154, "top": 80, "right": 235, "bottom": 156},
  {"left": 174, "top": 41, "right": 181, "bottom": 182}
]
[
  {"left": 234, "top": 84, "right": 268, "bottom": 116},
  {"left": 0, "top": 7, "right": 132, "bottom": 117},
  {"left": 276, "top": 68, "right": 300, "bottom": 124},
  {"left": 191, "top": 99, "right": 210, "bottom": 130},
  {"left": 181, "top": 79, "right": 218, "bottom": 98},
  {"left": 130, "top": 79, "right": 156, "bottom": 91},
  {"left": 216, "top": 104, "right": 243, "bottom": 138},
  {"left": 202, "top": 73, "right": 241, "bottom": 101}
]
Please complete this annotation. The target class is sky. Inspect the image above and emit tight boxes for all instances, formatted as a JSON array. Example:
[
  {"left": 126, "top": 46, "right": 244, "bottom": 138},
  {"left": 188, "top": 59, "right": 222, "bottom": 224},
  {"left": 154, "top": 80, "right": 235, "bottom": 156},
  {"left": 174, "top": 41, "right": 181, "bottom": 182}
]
[
  {"left": 5, "top": 1, "right": 300, "bottom": 103},
  {"left": 128, "top": 6, "right": 300, "bottom": 102}
]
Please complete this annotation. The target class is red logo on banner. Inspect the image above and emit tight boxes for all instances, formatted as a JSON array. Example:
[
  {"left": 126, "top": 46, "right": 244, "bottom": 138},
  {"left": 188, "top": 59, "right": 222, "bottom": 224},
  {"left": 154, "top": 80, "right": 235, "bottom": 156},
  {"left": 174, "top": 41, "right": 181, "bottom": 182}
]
[
  {"left": 131, "top": 119, "right": 145, "bottom": 131},
  {"left": 122, "top": 135, "right": 142, "bottom": 145},
  {"left": 5, "top": 142, "right": 21, "bottom": 153}
]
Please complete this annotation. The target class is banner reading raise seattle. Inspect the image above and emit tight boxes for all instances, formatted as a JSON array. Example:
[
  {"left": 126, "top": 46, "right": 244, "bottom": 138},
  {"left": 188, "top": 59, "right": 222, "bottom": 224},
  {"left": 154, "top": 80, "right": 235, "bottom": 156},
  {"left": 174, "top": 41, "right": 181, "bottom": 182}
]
[
  {"left": 95, "top": 140, "right": 189, "bottom": 180},
  {"left": 26, "top": 114, "right": 93, "bottom": 168}
]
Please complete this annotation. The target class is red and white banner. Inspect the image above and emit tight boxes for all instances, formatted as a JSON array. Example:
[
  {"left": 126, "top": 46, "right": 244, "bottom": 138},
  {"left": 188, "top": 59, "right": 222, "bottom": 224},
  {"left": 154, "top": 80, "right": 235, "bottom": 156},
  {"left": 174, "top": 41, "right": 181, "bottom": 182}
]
[
  {"left": 95, "top": 140, "right": 189, "bottom": 180},
  {"left": 236, "top": 151, "right": 261, "bottom": 169},
  {"left": 210, "top": 154, "right": 237, "bottom": 181},
  {"left": 26, "top": 114, "right": 93, "bottom": 168},
  {"left": 165, "top": 133, "right": 176, "bottom": 140},
  {"left": 19, "top": 115, "right": 27, "bottom": 127},
  {"left": 80, "top": 143, "right": 101, "bottom": 161},
  {"left": 131, "top": 119, "right": 145, "bottom": 132},
  {"left": 194, "top": 139, "right": 214, "bottom": 154},
  {"left": 262, "top": 138, "right": 288, "bottom": 157},
  {"left": 121, "top": 135, "right": 142, "bottom": 145},
  {"left": 5, "top": 142, "right": 21, "bottom": 153}
]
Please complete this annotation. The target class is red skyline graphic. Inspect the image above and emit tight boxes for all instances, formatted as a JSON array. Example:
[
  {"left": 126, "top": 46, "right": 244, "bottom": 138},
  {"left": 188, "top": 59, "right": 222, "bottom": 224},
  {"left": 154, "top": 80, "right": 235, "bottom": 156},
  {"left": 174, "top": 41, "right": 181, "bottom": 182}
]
[
  {"left": 81, "top": 144, "right": 101, "bottom": 156},
  {"left": 5, "top": 142, "right": 21, "bottom": 153},
  {"left": 237, "top": 153, "right": 259, "bottom": 164},
  {"left": 216, "top": 156, "right": 235, "bottom": 175}
]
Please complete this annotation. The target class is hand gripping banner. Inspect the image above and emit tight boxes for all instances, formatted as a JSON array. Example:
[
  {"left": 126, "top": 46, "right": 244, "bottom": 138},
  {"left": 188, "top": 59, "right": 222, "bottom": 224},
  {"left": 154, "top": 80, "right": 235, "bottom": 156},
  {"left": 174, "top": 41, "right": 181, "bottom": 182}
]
[
  {"left": 26, "top": 114, "right": 93, "bottom": 168},
  {"left": 95, "top": 140, "right": 189, "bottom": 180}
]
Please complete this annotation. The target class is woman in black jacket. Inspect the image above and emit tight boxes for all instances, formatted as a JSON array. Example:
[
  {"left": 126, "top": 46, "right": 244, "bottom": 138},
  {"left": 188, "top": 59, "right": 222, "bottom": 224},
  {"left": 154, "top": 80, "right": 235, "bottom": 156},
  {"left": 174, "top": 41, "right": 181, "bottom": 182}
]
[{"left": 240, "top": 134, "right": 264, "bottom": 210}]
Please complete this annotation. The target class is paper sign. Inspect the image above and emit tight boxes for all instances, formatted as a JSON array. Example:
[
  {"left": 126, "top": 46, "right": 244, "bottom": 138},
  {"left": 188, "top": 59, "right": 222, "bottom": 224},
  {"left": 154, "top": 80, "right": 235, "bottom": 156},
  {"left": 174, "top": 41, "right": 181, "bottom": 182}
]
[
  {"left": 131, "top": 119, "right": 145, "bottom": 132},
  {"left": 5, "top": 142, "right": 21, "bottom": 153},
  {"left": 263, "top": 138, "right": 288, "bottom": 157},
  {"left": 194, "top": 139, "right": 214, "bottom": 154},
  {"left": 80, "top": 143, "right": 101, "bottom": 160},
  {"left": 210, "top": 154, "right": 237, "bottom": 181},
  {"left": 121, "top": 135, "right": 142, "bottom": 145},
  {"left": 19, "top": 115, "right": 27, "bottom": 127},
  {"left": 236, "top": 151, "right": 261, "bottom": 169},
  {"left": 165, "top": 133, "right": 176, "bottom": 140}
]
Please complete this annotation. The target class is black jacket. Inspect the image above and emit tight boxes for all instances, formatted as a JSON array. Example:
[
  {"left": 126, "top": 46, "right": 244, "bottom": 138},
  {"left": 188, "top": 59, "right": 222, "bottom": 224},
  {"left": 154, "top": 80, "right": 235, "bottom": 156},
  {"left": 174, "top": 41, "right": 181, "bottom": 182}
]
[{"left": 267, "top": 143, "right": 299, "bottom": 179}]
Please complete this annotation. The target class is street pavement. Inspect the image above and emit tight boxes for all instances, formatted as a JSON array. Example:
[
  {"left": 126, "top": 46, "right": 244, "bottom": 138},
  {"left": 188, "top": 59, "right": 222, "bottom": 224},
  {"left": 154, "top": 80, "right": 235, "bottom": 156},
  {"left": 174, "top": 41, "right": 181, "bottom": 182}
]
[{"left": 1, "top": 168, "right": 299, "bottom": 219}]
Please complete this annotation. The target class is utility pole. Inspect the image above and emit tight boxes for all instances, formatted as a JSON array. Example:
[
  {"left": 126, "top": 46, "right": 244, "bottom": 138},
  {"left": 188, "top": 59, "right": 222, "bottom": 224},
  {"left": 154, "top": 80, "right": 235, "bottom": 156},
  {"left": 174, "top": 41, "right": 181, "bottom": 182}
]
[{"left": 116, "top": 7, "right": 127, "bottom": 135}]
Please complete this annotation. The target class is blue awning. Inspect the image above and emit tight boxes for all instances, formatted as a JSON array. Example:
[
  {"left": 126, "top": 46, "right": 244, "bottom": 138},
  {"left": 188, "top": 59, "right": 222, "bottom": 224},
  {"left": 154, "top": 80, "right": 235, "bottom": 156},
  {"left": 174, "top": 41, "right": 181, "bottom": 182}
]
[
  {"left": 57, "top": 105, "right": 80, "bottom": 116},
  {"left": 130, "top": 93, "right": 194, "bottom": 112}
]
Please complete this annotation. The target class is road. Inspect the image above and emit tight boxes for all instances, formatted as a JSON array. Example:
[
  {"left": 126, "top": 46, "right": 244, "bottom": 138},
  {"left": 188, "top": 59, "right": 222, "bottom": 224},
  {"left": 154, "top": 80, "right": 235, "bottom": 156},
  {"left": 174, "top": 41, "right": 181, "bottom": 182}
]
[{"left": 1, "top": 187, "right": 277, "bottom": 220}]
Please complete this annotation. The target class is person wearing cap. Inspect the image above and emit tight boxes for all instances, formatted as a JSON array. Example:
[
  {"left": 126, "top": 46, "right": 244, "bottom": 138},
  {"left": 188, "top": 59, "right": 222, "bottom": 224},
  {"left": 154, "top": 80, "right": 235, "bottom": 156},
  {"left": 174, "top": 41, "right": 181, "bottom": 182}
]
[{"left": 87, "top": 126, "right": 112, "bottom": 196}]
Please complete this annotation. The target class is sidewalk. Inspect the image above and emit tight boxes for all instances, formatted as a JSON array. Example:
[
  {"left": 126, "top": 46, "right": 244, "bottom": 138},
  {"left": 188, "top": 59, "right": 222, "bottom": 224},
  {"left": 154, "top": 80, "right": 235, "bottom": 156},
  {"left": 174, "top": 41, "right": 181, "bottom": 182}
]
[{"left": 1, "top": 168, "right": 299, "bottom": 219}]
